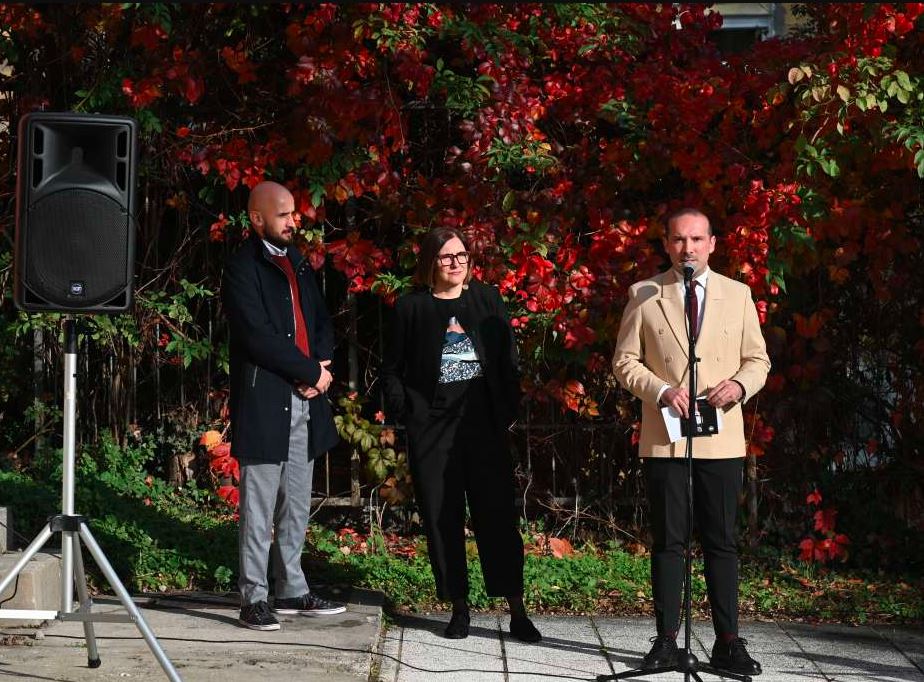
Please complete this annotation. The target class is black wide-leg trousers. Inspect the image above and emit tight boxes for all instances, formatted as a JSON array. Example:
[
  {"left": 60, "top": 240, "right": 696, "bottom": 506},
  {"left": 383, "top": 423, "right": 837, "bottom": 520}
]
[
  {"left": 408, "top": 383, "right": 524, "bottom": 601},
  {"left": 644, "top": 456, "right": 744, "bottom": 638}
]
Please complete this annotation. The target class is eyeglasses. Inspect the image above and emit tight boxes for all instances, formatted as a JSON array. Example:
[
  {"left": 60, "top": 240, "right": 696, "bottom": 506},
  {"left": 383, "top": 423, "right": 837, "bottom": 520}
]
[{"left": 436, "top": 251, "right": 470, "bottom": 267}]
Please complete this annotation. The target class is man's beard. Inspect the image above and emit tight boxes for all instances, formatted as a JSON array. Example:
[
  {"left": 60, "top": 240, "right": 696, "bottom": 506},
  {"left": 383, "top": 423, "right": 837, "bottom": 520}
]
[{"left": 266, "top": 233, "right": 293, "bottom": 249}]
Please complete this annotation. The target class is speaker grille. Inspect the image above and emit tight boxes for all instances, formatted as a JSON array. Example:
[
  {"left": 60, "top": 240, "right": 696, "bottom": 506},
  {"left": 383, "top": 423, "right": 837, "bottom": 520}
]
[{"left": 24, "top": 189, "right": 129, "bottom": 308}]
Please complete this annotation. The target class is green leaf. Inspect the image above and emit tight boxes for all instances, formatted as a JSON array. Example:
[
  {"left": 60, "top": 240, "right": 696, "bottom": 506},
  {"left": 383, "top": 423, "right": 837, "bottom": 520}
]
[
  {"left": 914, "top": 149, "right": 924, "bottom": 178},
  {"left": 836, "top": 85, "right": 850, "bottom": 102},
  {"left": 896, "top": 70, "right": 912, "bottom": 91},
  {"left": 502, "top": 190, "right": 515, "bottom": 212},
  {"left": 360, "top": 432, "right": 375, "bottom": 452},
  {"left": 577, "top": 43, "right": 597, "bottom": 56}
]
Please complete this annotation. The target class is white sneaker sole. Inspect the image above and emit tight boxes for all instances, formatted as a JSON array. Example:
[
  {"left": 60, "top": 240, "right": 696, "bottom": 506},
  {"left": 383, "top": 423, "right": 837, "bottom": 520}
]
[
  {"left": 239, "top": 619, "right": 281, "bottom": 631},
  {"left": 272, "top": 605, "right": 347, "bottom": 616}
]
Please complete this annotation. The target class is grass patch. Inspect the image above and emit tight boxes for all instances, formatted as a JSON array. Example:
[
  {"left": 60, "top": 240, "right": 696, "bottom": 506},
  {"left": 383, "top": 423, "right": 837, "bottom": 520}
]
[{"left": 307, "top": 526, "right": 924, "bottom": 623}]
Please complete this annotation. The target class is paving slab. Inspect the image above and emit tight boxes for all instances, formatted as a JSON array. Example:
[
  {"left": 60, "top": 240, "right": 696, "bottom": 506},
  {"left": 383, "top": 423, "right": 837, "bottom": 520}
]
[
  {"left": 780, "top": 622, "right": 924, "bottom": 682},
  {"left": 504, "top": 616, "right": 610, "bottom": 680},
  {"left": 389, "top": 613, "right": 505, "bottom": 682},
  {"left": 872, "top": 625, "right": 924, "bottom": 672}
]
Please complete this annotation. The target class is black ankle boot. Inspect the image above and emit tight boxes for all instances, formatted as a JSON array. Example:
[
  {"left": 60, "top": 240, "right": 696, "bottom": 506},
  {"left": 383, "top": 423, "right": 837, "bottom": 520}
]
[
  {"left": 444, "top": 608, "right": 470, "bottom": 639},
  {"left": 509, "top": 616, "right": 542, "bottom": 643}
]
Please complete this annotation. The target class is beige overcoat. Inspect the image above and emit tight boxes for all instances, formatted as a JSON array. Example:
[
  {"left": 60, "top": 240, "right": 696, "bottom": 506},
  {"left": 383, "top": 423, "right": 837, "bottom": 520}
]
[{"left": 612, "top": 269, "right": 770, "bottom": 458}]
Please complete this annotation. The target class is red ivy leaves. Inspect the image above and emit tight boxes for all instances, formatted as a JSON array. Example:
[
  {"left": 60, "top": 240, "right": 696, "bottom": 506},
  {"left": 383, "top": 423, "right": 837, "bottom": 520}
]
[
  {"left": 326, "top": 233, "right": 392, "bottom": 293},
  {"left": 200, "top": 430, "right": 240, "bottom": 510},
  {"left": 799, "top": 534, "right": 851, "bottom": 563},
  {"left": 209, "top": 214, "right": 229, "bottom": 242},
  {"left": 122, "top": 76, "right": 163, "bottom": 108},
  {"left": 544, "top": 378, "right": 600, "bottom": 417},
  {"left": 181, "top": 136, "right": 280, "bottom": 191},
  {"left": 744, "top": 412, "right": 775, "bottom": 458},
  {"left": 221, "top": 43, "right": 258, "bottom": 84},
  {"left": 799, "top": 487, "right": 850, "bottom": 563},
  {"left": 131, "top": 24, "right": 167, "bottom": 51}
]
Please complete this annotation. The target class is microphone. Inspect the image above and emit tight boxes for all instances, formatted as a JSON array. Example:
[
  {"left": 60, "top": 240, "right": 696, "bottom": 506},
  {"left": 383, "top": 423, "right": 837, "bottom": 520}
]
[{"left": 683, "top": 265, "right": 694, "bottom": 283}]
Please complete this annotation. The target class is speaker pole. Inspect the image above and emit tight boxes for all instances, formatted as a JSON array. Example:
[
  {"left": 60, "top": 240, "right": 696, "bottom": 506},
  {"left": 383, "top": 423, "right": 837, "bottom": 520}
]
[{"left": 0, "top": 317, "right": 182, "bottom": 681}]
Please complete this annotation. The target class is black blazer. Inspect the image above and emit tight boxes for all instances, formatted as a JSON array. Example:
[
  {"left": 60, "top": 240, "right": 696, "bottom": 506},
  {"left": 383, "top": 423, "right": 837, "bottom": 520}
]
[
  {"left": 222, "top": 235, "right": 339, "bottom": 463},
  {"left": 380, "top": 279, "right": 522, "bottom": 437}
]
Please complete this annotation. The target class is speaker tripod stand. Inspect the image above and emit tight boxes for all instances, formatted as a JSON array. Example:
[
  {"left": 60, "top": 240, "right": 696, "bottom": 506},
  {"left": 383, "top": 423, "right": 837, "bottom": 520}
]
[{"left": 0, "top": 318, "right": 181, "bottom": 681}]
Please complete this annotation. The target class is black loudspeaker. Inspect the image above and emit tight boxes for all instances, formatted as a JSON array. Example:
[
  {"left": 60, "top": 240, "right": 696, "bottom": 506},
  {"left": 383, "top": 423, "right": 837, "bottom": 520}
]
[{"left": 14, "top": 112, "right": 137, "bottom": 313}]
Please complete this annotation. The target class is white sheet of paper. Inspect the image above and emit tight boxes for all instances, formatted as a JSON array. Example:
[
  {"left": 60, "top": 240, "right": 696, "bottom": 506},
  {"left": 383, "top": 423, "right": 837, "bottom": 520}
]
[{"left": 660, "top": 401, "right": 723, "bottom": 442}]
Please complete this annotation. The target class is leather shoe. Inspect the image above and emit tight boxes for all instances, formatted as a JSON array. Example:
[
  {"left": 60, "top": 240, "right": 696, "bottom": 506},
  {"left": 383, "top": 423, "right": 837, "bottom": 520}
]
[
  {"left": 641, "top": 635, "right": 678, "bottom": 670},
  {"left": 710, "top": 636, "right": 762, "bottom": 676},
  {"left": 444, "top": 609, "right": 470, "bottom": 639},
  {"left": 509, "top": 616, "right": 542, "bottom": 643}
]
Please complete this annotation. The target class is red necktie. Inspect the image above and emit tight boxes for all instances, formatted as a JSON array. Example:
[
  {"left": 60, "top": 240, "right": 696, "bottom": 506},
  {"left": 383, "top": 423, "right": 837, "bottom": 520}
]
[
  {"left": 271, "top": 254, "right": 310, "bottom": 357},
  {"left": 686, "top": 281, "right": 699, "bottom": 340}
]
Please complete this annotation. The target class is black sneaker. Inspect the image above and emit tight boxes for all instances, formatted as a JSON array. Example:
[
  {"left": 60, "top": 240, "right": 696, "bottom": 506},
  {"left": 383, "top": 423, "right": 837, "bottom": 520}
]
[
  {"left": 641, "top": 634, "right": 679, "bottom": 670},
  {"left": 272, "top": 593, "right": 346, "bottom": 616},
  {"left": 710, "top": 636, "right": 762, "bottom": 676},
  {"left": 239, "top": 600, "right": 280, "bottom": 631}
]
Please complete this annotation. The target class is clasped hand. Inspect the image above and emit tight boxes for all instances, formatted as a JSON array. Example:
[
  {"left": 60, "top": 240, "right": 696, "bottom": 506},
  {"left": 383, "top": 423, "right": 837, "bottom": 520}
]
[
  {"left": 296, "top": 359, "right": 332, "bottom": 399},
  {"left": 661, "top": 379, "right": 742, "bottom": 419}
]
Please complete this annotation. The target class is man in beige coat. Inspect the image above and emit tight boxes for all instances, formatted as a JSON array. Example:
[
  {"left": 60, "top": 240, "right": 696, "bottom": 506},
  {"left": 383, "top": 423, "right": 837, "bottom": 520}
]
[{"left": 612, "top": 208, "right": 770, "bottom": 676}]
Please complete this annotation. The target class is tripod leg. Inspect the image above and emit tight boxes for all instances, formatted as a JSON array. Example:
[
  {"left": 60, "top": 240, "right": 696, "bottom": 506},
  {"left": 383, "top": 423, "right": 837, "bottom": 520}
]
[
  {"left": 0, "top": 524, "right": 53, "bottom": 597},
  {"left": 77, "top": 523, "right": 182, "bottom": 682},
  {"left": 72, "top": 537, "right": 101, "bottom": 668}
]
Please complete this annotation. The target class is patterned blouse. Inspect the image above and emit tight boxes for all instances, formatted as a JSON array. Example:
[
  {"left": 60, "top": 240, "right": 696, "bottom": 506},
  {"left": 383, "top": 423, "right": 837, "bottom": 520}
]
[{"left": 439, "top": 315, "right": 484, "bottom": 383}]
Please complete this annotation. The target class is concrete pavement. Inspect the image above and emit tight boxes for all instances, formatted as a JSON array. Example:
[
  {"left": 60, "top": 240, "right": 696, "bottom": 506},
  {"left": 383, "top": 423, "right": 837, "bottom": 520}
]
[
  {"left": 377, "top": 614, "right": 924, "bottom": 682},
  {"left": 0, "top": 587, "right": 382, "bottom": 681},
  {"left": 2, "top": 592, "right": 923, "bottom": 681}
]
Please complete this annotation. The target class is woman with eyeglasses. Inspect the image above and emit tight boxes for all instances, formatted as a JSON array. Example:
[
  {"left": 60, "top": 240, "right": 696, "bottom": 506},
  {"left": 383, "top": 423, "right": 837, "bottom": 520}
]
[{"left": 380, "top": 226, "right": 541, "bottom": 643}]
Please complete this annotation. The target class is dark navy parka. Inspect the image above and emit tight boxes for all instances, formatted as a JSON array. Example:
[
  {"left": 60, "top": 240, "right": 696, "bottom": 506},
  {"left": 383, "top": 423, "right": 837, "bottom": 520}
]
[{"left": 222, "top": 235, "right": 339, "bottom": 462}]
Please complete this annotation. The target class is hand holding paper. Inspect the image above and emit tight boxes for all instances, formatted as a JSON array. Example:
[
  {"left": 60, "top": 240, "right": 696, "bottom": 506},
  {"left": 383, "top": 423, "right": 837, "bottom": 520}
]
[{"left": 660, "top": 397, "right": 723, "bottom": 442}]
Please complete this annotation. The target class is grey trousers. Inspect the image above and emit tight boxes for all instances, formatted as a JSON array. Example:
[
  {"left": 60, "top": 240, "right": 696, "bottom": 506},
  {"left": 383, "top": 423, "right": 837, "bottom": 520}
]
[{"left": 238, "top": 393, "right": 314, "bottom": 605}]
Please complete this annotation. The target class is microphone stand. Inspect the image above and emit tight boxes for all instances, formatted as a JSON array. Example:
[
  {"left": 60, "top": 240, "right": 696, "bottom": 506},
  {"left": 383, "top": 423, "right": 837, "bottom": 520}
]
[{"left": 599, "top": 268, "right": 751, "bottom": 682}]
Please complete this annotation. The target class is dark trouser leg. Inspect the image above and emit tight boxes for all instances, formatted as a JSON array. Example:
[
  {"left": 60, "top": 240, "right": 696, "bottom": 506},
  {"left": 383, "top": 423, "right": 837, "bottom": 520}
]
[
  {"left": 461, "top": 425, "right": 524, "bottom": 598},
  {"left": 693, "top": 457, "right": 744, "bottom": 638},
  {"left": 409, "top": 414, "right": 468, "bottom": 601},
  {"left": 644, "top": 458, "right": 688, "bottom": 636}
]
